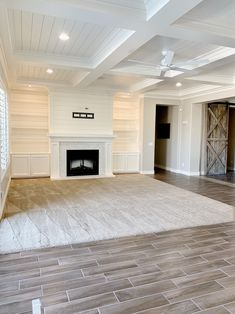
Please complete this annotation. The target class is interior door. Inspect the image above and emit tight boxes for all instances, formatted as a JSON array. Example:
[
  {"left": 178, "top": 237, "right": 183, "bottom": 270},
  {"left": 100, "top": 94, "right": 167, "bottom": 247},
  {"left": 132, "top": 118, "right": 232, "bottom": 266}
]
[{"left": 206, "top": 103, "right": 229, "bottom": 175}]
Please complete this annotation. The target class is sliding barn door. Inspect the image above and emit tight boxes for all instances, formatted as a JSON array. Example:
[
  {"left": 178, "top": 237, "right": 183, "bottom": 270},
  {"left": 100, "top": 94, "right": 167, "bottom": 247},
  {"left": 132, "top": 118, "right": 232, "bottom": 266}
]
[{"left": 206, "top": 103, "right": 229, "bottom": 175}]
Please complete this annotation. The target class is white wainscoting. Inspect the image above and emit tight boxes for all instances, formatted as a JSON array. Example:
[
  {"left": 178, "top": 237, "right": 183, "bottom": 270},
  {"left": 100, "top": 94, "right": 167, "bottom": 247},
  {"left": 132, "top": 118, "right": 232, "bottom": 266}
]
[
  {"left": 11, "top": 154, "right": 50, "bottom": 178},
  {"left": 113, "top": 152, "right": 139, "bottom": 173}
]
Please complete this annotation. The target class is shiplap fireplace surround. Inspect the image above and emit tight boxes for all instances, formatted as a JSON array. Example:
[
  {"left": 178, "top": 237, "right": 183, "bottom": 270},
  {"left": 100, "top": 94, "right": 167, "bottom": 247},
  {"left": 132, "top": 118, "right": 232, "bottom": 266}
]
[{"left": 50, "top": 134, "right": 115, "bottom": 180}]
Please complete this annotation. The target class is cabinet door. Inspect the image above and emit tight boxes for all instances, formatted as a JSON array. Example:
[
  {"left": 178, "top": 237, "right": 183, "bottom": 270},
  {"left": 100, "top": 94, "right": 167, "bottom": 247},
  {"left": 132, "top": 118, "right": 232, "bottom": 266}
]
[
  {"left": 11, "top": 155, "right": 30, "bottom": 177},
  {"left": 113, "top": 153, "right": 139, "bottom": 173},
  {"left": 126, "top": 153, "right": 139, "bottom": 172},
  {"left": 11, "top": 154, "right": 50, "bottom": 178},
  {"left": 30, "top": 155, "right": 50, "bottom": 177}
]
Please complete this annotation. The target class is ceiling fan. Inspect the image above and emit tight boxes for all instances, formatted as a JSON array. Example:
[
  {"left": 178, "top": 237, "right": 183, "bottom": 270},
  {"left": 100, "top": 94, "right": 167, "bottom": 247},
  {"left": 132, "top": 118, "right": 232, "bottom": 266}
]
[{"left": 128, "top": 50, "right": 209, "bottom": 77}]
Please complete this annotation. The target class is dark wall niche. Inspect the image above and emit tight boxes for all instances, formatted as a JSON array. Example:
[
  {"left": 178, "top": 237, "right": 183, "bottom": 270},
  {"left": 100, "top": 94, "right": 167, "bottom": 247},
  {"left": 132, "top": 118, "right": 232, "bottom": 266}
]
[{"left": 156, "top": 106, "right": 171, "bottom": 139}]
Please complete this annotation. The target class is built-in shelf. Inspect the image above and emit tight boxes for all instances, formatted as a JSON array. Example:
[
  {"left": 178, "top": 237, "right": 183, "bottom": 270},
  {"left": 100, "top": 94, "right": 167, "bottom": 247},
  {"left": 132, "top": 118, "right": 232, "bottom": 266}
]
[
  {"left": 10, "top": 90, "right": 49, "bottom": 154},
  {"left": 113, "top": 96, "right": 140, "bottom": 173}
]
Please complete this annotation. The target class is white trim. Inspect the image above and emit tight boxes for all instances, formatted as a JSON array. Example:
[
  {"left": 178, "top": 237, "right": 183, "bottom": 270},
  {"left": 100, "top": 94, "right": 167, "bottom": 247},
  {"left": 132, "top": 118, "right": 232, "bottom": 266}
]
[
  {"left": 140, "top": 170, "right": 154, "bottom": 174},
  {"left": 155, "top": 164, "right": 200, "bottom": 176},
  {"left": 113, "top": 171, "right": 139, "bottom": 174},
  {"left": 51, "top": 174, "right": 115, "bottom": 180},
  {"left": 0, "top": 174, "right": 10, "bottom": 219}
]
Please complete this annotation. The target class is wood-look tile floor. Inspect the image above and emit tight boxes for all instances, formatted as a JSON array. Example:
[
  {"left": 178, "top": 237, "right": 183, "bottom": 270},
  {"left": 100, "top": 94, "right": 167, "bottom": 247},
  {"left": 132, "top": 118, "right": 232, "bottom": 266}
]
[
  {"left": 1, "top": 171, "right": 235, "bottom": 314},
  {"left": 154, "top": 169, "right": 235, "bottom": 207},
  {"left": 2, "top": 222, "right": 235, "bottom": 314}
]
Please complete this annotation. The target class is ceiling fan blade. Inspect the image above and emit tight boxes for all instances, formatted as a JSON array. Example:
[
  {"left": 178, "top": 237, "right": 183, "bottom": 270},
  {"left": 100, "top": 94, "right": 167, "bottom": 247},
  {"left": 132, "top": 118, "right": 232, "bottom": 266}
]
[
  {"left": 162, "top": 50, "right": 174, "bottom": 66},
  {"left": 174, "top": 59, "right": 209, "bottom": 69},
  {"left": 128, "top": 59, "right": 157, "bottom": 67},
  {"left": 169, "top": 66, "right": 189, "bottom": 72}
]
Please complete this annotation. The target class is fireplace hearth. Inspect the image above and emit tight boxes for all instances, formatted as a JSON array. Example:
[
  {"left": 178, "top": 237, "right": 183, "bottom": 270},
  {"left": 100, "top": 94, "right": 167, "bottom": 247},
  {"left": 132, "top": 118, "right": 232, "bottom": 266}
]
[{"left": 67, "top": 150, "right": 99, "bottom": 176}]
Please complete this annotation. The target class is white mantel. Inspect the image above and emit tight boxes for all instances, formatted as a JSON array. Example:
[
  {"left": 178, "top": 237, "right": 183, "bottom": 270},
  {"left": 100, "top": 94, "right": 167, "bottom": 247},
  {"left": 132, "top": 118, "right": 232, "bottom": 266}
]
[{"left": 50, "top": 133, "right": 115, "bottom": 180}]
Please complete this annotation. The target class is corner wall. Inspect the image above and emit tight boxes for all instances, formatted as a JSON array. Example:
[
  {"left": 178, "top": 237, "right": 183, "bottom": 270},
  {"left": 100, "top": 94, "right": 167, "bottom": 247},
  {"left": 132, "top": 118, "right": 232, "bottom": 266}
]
[
  {"left": 140, "top": 96, "right": 181, "bottom": 174},
  {"left": 0, "top": 46, "right": 10, "bottom": 218}
]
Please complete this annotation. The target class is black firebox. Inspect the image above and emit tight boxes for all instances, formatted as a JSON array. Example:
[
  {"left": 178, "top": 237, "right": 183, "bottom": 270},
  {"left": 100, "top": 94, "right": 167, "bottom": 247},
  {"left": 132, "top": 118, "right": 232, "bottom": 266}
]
[{"left": 67, "top": 150, "right": 99, "bottom": 176}]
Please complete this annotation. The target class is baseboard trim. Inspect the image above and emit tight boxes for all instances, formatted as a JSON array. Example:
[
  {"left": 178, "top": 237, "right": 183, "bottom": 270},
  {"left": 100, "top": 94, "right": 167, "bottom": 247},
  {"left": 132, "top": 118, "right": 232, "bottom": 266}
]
[
  {"left": 140, "top": 170, "right": 155, "bottom": 175},
  {"left": 51, "top": 174, "right": 116, "bottom": 180},
  {"left": 113, "top": 171, "right": 140, "bottom": 174},
  {"left": 155, "top": 164, "right": 200, "bottom": 176},
  {"left": 1, "top": 176, "right": 11, "bottom": 219}
]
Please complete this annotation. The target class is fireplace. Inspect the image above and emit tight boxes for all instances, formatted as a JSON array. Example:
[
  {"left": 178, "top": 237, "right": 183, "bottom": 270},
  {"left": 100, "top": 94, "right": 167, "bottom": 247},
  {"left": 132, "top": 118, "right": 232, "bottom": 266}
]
[{"left": 67, "top": 150, "right": 99, "bottom": 176}]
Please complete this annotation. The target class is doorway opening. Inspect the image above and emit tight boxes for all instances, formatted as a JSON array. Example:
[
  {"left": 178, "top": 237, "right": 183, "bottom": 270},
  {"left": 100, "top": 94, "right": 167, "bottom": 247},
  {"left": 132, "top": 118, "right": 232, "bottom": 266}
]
[{"left": 154, "top": 105, "right": 171, "bottom": 174}]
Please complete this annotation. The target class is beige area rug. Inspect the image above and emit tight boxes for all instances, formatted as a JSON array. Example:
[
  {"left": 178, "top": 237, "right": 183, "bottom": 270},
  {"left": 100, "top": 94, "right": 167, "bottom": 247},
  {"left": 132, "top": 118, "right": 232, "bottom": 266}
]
[{"left": 1, "top": 174, "right": 234, "bottom": 253}]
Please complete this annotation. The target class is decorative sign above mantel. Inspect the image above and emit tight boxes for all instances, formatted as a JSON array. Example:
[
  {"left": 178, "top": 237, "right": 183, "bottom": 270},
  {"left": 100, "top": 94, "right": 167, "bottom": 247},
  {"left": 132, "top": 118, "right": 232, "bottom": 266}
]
[{"left": 72, "top": 112, "right": 94, "bottom": 119}]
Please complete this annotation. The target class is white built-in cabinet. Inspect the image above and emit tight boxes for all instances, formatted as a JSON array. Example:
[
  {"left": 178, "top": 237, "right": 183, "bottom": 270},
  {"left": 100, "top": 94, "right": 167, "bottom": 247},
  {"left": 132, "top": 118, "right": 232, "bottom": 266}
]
[
  {"left": 11, "top": 154, "right": 50, "bottom": 178},
  {"left": 10, "top": 90, "right": 50, "bottom": 178},
  {"left": 112, "top": 96, "right": 140, "bottom": 173}
]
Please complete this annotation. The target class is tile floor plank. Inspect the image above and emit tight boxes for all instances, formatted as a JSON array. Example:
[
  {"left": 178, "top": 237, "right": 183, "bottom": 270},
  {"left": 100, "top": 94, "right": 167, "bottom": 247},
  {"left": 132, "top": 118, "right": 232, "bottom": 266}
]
[
  {"left": 99, "top": 293, "right": 169, "bottom": 314},
  {"left": 193, "top": 288, "right": 235, "bottom": 310},
  {"left": 44, "top": 292, "right": 118, "bottom": 314},
  {"left": 115, "top": 279, "right": 176, "bottom": 302},
  {"left": 67, "top": 279, "right": 132, "bottom": 301},
  {"left": 134, "top": 299, "right": 199, "bottom": 314},
  {"left": 163, "top": 281, "right": 224, "bottom": 304}
]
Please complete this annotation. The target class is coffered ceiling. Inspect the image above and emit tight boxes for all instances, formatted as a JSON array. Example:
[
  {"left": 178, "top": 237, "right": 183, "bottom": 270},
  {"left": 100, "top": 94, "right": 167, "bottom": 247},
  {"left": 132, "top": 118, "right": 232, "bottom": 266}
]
[{"left": 0, "top": 0, "right": 235, "bottom": 98}]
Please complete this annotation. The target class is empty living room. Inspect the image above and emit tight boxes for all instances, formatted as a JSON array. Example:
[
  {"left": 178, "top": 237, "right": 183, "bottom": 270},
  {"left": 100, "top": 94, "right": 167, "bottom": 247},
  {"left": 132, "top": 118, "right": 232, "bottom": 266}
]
[{"left": 1, "top": 0, "right": 235, "bottom": 313}]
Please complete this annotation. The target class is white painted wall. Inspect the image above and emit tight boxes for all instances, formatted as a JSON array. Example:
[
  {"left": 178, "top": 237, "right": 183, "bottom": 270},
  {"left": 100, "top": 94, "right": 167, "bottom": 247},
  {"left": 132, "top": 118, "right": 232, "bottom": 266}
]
[
  {"left": 49, "top": 90, "right": 113, "bottom": 135},
  {"left": 0, "top": 56, "right": 10, "bottom": 218},
  {"left": 189, "top": 103, "right": 203, "bottom": 174}
]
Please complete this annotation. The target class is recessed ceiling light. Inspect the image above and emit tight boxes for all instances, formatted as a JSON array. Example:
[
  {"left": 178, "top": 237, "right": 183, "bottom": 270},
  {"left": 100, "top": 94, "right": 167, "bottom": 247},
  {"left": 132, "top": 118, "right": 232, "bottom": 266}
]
[
  {"left": 176, "top": 82, "right": 182, "bottom": 87},
  {"left": 46, "top": 68, "right": 53, "bottom": 74},
  {"left": 59, "top": 32, "right": 70, "bottom": 41},
  {"left": 28, "top": 84, "right": 31, "bottom": 88}
]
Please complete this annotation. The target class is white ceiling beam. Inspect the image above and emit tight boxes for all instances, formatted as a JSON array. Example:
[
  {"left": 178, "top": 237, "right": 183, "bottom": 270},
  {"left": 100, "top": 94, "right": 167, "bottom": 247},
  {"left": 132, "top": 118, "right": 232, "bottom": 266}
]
[
  {"left": 185, "top": 75, "right": 235, "bottom": 86},
  {"left": 14, "top": 52, "right": 92, "bottom": 71},
  {"left": 75, "top": 0, "right": 205, "bottom": 88},
  {"left": 16, "top": 77, "right": 71, "bottom": 88},
  {"left": 0, "top": 0, "right": 144, "bottom": 30},
  {"left": 159, "top": 26, "right": 235, "bottom": 49},
  {"left": 71, "top": 71, "right": 90, "bottom": 87},
  {"left": 130, "top": 78, "right": 163, "bottom": 92}
]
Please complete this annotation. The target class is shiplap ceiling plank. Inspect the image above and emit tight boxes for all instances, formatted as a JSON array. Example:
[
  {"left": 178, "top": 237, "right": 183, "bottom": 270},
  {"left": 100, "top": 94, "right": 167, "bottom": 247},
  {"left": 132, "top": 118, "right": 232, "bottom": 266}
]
[
  {"left": 30, "top": 13, "right": 44, "bottom": 51},
  {"left": 21, "top": 11, "right": 33, "bottom": 51},
  {"left": 71, "top": 23, "right": 96, "bottom": 56},
  {"left": 37, "top": 15, "right": 55, "bottom": 52},
  {"left": 57, "top": 19, "right": 76, "bottom": 55},
  {"left": 46, "top": 17, "right": 66, "bottom": 53},
  {"left": 16, "top": 64, "right": 83, "bottom": 84},
  {"left": 11, "top": 9, "right": 22, "bottom": 50}
]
